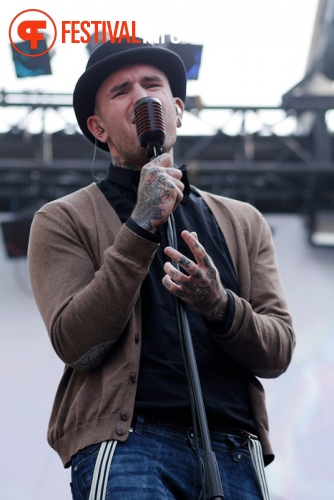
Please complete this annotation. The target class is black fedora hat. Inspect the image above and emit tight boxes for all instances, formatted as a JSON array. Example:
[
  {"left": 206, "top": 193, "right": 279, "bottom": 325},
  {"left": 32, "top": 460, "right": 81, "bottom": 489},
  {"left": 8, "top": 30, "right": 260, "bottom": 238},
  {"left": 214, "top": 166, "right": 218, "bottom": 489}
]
[{"left": 73, "top": 38, "right": 187, "bottom": 151}]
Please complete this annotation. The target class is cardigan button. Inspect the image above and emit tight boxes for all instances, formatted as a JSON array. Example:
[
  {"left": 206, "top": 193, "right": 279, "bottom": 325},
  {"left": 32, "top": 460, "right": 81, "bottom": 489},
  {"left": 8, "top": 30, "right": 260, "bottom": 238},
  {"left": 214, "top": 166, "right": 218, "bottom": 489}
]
[
  {"left": 135, "top": 332, "right": 140, "bottom": 344},
  {"left": 130, "top": 371, "right": 137, "bottom": 383},
  {"left": 120, "top": 411, "right": 129, "bottom": 421},
  {"left": 116, "top": 426, "right": 125, "bottom": 436}
]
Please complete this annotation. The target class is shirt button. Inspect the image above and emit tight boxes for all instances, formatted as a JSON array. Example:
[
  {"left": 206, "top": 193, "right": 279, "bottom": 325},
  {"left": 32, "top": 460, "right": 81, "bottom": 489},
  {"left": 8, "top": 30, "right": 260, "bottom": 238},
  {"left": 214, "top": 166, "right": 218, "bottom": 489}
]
[
  {"left": 130, "top": 372, "right": 137, "bottom": 382},
  {"left": 120, "top": 411, "right": 129, "bottom": 421},
  {"left": 116, "top": 426, "right": 125, "bottom": 436}
]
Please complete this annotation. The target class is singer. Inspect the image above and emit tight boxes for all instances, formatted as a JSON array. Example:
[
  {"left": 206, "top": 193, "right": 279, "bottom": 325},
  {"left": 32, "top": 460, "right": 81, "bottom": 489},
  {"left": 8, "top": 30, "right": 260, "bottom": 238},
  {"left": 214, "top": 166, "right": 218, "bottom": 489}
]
[{"left": 28, "top": 39, "right": 295, "bottom": 500}]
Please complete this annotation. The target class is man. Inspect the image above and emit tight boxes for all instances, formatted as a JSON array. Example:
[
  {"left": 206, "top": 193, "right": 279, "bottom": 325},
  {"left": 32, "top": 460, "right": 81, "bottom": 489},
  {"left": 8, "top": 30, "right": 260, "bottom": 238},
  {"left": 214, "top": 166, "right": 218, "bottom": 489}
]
[{"left": 28, "top": 39, "right": 295, "bottom": 499}]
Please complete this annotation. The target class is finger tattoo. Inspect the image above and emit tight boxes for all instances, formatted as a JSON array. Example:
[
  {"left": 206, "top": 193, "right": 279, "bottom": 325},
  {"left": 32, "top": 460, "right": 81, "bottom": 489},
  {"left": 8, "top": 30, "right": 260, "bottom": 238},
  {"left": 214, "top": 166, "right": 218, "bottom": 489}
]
[
  {"left": 179, "top": 256, "right": 192, "bottom": 268},
  {"left": 192, "top": 269, "right": 202, "bottom": 280}
]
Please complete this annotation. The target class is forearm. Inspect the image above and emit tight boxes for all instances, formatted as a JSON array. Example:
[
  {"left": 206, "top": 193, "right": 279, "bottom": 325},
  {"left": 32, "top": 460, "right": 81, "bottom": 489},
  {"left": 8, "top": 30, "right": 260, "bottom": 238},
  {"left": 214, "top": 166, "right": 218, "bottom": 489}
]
[
  {"left": 197, "top": 215, "right": 295, "bottom": 377},
  {"left": 29, "top": 216, "right": 158, "bottom": 369},
  {"left": 209, "top": 290, "right": 295, "bottom": 379},
  {"left": 54, "top": 236, "right": 146, "bottom": 367}
]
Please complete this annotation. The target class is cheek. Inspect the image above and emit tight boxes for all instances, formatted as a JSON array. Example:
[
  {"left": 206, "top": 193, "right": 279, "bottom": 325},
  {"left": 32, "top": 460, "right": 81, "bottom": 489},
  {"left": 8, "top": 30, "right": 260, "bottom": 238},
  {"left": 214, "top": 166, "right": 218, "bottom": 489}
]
[
  {"left": 164, "top": 115, "right": 178, "bottom": 141},
  {"left": 161, "top": 106, "right": 176, "bottom": 128},
  {"left": 163, "top": 101, "right": 179, "bottom": 127}
]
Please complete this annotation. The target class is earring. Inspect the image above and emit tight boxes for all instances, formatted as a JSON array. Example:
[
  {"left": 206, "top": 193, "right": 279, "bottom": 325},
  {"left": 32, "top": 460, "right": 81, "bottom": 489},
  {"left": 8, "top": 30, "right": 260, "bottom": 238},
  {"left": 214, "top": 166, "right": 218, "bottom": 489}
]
[
  {"left": 175, "top": 105, "right": 182, "bottom": 127},
  {"left": 96, "top": 120, "right": 105, "bottom": 136}
]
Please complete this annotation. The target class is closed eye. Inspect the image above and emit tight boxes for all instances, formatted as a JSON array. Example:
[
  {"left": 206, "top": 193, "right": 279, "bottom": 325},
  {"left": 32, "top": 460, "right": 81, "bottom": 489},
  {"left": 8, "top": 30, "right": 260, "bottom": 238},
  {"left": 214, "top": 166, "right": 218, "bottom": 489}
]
[
  {"left": 142, "top": 75, "right": 165, "bottom": 90},
  {"left": 146, "top": 83, "right": 162, "bottom": 90},
  {"left": 112, "top": 90, "right": 128, "bottom": 98},
  {"left": 110, "top": 81, "right": 130, "bottom": 99}
]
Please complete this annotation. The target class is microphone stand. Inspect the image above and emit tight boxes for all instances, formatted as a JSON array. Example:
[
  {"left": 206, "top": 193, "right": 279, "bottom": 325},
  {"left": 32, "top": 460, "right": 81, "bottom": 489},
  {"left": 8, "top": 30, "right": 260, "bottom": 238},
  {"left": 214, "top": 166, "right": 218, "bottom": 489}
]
[{"left": 151, "top": 145, "right": 225, "bottom": 500}]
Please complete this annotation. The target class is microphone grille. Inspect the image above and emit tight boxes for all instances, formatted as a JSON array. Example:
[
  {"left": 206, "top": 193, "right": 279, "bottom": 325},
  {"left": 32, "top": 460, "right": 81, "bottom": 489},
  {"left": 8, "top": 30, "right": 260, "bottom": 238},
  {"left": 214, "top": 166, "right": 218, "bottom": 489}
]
[{"left": 134, "top": 97, "right": 166, "bottom": 153}]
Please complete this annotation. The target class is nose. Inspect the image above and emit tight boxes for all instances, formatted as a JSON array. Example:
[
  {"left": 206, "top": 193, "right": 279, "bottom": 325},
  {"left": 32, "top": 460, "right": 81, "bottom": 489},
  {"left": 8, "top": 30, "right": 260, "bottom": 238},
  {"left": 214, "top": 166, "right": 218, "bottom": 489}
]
[{"left": 132, "top": 83, "right": 150, "bottom": 105}]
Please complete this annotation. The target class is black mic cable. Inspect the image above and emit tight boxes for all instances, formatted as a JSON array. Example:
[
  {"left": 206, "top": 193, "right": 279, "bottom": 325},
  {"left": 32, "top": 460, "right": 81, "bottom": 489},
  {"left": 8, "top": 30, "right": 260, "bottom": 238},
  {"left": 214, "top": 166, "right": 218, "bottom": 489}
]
[{"left": 134, "top": 96, "right": 224, "bottom": 500}]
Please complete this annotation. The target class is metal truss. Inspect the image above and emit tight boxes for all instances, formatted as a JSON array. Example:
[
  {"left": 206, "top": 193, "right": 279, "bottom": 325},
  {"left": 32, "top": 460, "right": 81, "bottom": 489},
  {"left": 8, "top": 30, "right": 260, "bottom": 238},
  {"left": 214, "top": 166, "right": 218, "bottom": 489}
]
[{"left": 0, "top": 90, "right": 334, "bottom": 218}]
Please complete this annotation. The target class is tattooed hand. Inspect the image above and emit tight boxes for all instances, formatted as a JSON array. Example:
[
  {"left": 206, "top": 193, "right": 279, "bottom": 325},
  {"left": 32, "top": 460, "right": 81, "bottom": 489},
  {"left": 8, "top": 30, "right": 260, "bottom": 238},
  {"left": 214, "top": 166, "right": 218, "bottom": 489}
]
[
  {"left": 162, "top": 230, "right": 229, "bottom": 322},
  {"left": 131, "top": 153, "right": 184, "bottom": 233}
]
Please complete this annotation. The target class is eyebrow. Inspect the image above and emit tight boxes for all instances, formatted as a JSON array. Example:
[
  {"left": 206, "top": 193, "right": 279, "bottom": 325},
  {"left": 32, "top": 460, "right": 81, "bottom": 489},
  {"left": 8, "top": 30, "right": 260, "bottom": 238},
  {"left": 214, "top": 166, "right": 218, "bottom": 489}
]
[
  {"left": 141, "top": 75, "right": 164, "bottom": 84},
  {"left": 109, "top": 75, "right": 165, "bottom": 95},
  {"left": 109, "top": 81, "right": 129, "bottom": 95}
]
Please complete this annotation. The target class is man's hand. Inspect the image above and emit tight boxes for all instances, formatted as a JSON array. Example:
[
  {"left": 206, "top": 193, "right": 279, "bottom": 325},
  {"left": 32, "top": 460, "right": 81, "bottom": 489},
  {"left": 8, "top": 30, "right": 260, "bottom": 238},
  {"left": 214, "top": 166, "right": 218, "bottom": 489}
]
[
  {"left": 131, "top": 154, "right": 184, "bottom": 233},
  {"left": 162, "top": 230, "right": 229, "bottom": 322}
]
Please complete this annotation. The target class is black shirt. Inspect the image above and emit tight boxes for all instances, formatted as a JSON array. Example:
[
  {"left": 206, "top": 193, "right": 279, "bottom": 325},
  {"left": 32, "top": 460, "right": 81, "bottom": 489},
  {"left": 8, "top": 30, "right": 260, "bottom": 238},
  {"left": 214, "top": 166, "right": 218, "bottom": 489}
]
[{"left": 97, "top": 164, "right": 257, "bottom": 434}]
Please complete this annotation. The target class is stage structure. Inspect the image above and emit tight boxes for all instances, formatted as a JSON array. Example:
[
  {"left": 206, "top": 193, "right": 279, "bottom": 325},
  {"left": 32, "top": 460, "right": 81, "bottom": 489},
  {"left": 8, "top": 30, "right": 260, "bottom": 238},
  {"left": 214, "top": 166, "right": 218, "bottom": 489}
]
[{"left": 1, "top": 0, "right": 334, "bottom": 254}]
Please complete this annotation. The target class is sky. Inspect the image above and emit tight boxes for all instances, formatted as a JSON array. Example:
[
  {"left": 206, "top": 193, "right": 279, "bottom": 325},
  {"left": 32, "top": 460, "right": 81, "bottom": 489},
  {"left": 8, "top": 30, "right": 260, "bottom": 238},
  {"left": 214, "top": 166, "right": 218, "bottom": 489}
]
[{"left": 1, "top": 1, "right": 320, "bottom": 135}]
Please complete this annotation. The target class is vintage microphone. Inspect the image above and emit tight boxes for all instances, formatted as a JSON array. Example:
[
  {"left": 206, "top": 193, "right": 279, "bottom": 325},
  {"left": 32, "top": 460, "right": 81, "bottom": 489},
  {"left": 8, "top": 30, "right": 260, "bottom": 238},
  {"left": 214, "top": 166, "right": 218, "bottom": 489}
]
[
  {"left": 134, "top": 96, "right": 224, "bottom": 500},
  {"left": 134, "top": 96, "right": 165, "bottom": 159}
]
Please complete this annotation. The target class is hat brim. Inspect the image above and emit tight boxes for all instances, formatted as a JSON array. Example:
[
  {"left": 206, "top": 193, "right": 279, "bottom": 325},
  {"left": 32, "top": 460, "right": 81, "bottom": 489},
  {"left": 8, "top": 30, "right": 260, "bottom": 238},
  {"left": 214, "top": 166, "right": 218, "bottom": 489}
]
[{"left": 73, "top": 45, "right": 187, "bottom": 151}]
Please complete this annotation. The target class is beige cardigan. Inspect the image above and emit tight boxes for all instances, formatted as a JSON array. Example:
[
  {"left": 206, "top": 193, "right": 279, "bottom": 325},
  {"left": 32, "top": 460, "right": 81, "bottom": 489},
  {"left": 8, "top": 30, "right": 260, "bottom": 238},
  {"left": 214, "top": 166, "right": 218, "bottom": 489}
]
[{"left": 28, "top": 183, "right": 295, "bottom": 467}]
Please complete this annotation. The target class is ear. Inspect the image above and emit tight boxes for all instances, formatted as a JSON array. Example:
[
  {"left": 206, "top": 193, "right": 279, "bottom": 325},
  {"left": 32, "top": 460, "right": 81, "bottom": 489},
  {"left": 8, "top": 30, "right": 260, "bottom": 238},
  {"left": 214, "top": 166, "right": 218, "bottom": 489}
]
[
  {"left": 87, "top": 115, "right": 108, "bottom": 143},
  {"left": 174, "top": 98, "right": 184, "bottom": 128}
]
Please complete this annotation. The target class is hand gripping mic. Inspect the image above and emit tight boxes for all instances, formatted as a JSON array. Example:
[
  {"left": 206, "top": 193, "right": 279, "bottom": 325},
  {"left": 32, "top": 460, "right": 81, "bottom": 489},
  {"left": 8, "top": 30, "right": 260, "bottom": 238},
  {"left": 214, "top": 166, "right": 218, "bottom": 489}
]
[{"left": 134, "top": 97, "right": 165, "bottom": 160}]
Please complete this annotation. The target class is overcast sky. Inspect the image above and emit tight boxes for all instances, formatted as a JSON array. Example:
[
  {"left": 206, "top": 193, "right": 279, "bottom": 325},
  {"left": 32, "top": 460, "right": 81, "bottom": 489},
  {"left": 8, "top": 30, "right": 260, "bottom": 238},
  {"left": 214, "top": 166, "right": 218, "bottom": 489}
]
[{"left": 1, "top": 1, "right": 320, "bottom": 135}]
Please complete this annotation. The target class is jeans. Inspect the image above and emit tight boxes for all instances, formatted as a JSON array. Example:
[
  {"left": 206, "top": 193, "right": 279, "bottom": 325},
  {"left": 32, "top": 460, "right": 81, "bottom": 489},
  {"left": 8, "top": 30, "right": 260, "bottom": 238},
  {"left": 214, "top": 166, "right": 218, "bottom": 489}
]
[{"left": 70, "top": 415, "right": 263, "bottom": 499}]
